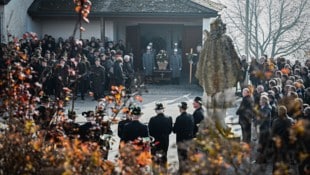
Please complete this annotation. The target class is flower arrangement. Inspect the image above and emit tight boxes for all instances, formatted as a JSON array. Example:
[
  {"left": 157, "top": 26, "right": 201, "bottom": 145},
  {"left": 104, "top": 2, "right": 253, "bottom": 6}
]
[
  {"left": 185, "top": 48, "right": 197, "bottom": 64},
  {"left": 156, "top": 50, "right": 168, "bottom": 63}
]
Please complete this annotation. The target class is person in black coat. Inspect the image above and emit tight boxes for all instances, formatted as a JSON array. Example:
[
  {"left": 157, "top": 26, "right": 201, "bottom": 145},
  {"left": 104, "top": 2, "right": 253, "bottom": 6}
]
[
  {"left": 192, "top": 96, "right": 205, "bottom": 137},
  {"left": 148, "top": 103, "right": 173, "bottom": 166},
  {"left": 90, "top": 58, "right": 105, "bottom": 100},
  {"left": 123, "top": 55, "right": 134, "bottom": 92},
  {"left": 256, "top": 95, "right": 273, "bottom": 163},
  {"left": 271, "top": 106, "right": 293, "bottom": 165},
  {"left": 122, "top": 106, "right": 149, "bottom": 143},
  {"left": 117, "top": 108, "right": 132, "bottom": 142},
  {"left": 100, "top": 52, "right": 114, "bottom": 92},
  {"left": 113, "top": 56, "right": 125, "bottom": 86},
  {"left": 76, "top": 54, "right": 88, "bottom": 100},
  {"left": 173, "top": 102, "right": 194, "bottom": 173},
  {"left": 236, "top": 88, "right": 254, "bottom": 143},
  {"left": 53, "top": 58, "right": 69, "bottom": 100}
]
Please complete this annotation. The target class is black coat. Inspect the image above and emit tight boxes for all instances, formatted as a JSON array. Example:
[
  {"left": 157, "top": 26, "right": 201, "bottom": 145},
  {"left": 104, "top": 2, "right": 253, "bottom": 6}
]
[
  {"left": 122, "top": 120, "right": 149, "bottom": 143},
  {"left": 91, "top": 65, "right": 105, "bottom": 94},
  {"left": 193, "top": 107, "right": 204, "bottom": 136},
  {"left": 148, "top": 114, "right": 173, "bottom": 152},
  {"left": 271, "top": 116, "right": 293, "bottom": 162},
  {"left": 113, "top": 61, "right": 124, "bottom": 86},
  {"left": 173, "top": 112, "right": 194, "bottom": 142},
  {"left": 236, "top": 95, "right": 254, "bottom": 125},
  {"left": 123, "top": 61, "right": 134, "bottom": 78},
  {"left": 272, "top": 116, "right": 292, "bottom": 147},
  {"left": 117, "top": 119, "right": 132, "bottom": 141}
]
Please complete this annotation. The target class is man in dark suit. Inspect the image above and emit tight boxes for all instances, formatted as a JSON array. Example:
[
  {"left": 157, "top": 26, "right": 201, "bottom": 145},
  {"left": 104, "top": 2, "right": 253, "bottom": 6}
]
[
  {"left": 148, "top": 103, "right": 173, "bottom": 166},
  {"left": 122, "top": 106, "right": 149, "bottom": 143},
  {"left": 173, "top": 102, "right": 194, "bottom": 173},
  {"left": 192, "top": 96, "right": 205, "bottom": 137}
]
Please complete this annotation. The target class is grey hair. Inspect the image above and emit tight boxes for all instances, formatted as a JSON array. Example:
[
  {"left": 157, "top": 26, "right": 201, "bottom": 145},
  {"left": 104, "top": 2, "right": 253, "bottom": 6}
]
[{"left": 155, "top": 109, "right": 164, "bottom": 114}]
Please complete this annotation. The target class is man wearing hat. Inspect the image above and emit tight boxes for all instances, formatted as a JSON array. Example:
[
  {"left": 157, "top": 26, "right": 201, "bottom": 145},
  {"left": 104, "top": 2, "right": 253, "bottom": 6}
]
[
  {"left": 173, "top": 102, "right": 194, "bottom": 173},
  {"left": 122, "top": 106, "right": 149, "bottom": 143},
  {"left": 192, "top": 96, "right": 205, "bottom": 137},
  {"left": 148, "top": 103, "right": 173, "bottom": 166}
]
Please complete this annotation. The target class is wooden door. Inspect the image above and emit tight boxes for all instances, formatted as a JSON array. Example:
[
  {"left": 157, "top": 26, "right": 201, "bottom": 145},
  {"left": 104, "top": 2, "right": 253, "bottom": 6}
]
[
  {"left": 126, "top": 25, "right": 141, "bottom": 71},
  {"left": 182, "top": 26, "right": 202, "bottom": 74}
]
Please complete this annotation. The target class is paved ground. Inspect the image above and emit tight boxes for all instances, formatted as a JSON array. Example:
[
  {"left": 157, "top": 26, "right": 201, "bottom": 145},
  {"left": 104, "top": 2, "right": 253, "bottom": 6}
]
[{"left": 66, "top": 82, "right": 244, "bottom": 173}]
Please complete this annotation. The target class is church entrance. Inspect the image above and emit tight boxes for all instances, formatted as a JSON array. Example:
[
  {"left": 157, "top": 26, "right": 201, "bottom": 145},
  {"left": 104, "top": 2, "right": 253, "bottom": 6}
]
[{"left": 126, "top": 24, "right": 202, "bottom": 80}]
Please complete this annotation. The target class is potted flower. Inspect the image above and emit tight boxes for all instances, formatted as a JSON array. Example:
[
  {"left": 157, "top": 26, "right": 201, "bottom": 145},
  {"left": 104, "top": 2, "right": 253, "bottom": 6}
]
[{"left": 156, "top": 50, "right": 168, "bottom": 70}]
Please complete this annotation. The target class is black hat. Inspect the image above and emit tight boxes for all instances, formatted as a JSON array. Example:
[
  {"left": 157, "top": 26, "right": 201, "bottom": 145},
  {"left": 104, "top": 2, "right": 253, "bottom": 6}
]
[
  {"left": 178, "top": 102, "right": 188, "bottom": 110},
  {"left": 131, "top": 106, "right": 143, "bottom": 115},
  {"left": 194, "top": 96, "right": 202, "bottom": 105},
  {"left": 155, "top": 103, "right": 165, "bottom": 110}
]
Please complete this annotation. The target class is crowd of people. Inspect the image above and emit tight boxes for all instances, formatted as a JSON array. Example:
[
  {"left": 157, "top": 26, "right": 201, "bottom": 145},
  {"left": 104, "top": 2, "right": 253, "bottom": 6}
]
[
  {"left": 0, "top": 34, "right": 135, "bottom": 102},
  {"left": 236, "top": 55, "right": 310, "bottom": 174},
  {"left": 0, "top": 33, "right": 205, "bottom": 173}
]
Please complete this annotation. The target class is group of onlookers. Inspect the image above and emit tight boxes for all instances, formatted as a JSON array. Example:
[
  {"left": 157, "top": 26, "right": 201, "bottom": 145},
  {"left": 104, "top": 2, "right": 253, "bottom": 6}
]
[
  {"left": 236, "top": 55, "right": 310, "bottom": 174},
  {"left": 0, "top": 34, "right": 135, "bottom": 102}
]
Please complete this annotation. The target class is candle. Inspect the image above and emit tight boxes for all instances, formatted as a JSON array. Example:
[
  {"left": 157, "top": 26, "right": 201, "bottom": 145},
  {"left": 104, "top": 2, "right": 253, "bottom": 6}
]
[{"left": 190, "top": 48, "right": 193, "bottom": 54}]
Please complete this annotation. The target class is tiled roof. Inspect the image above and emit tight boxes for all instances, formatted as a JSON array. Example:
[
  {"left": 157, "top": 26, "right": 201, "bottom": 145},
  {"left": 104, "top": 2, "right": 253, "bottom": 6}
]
[
  {"left": 28, "top": 0, "right": 218, "bottom": 18},
  {"left": 191, "top": 0, "right": 226, "bottom": 11}
]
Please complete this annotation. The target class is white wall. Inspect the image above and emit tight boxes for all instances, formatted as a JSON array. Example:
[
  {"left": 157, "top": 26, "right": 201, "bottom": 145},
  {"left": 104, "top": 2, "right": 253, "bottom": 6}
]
[
  {"left": 2, "top": 0, "right": 34, "bottom": 42},
  {"left": 32, "top": 18, "right": 117, "bottom": 41},
  {"left": 105, "top": 20, "right": 114, "bottom": 41},
  {"left": 40, "top": 18, "right": 101, "bottom": 40},
  {"left": 202, "top": 17, "right": 216, "bottom": 44}
]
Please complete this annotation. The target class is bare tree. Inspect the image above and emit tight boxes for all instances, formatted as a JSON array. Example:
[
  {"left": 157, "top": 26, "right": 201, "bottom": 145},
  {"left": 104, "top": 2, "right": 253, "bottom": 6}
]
[{"left": 217, "top": 0, "right": 310, "bottom": 59}]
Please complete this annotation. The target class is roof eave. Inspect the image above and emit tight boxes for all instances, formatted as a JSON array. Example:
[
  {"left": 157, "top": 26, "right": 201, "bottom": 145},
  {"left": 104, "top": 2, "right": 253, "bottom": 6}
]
[{"left": 28, "top": 11, "right": 218, "bottom": 18}]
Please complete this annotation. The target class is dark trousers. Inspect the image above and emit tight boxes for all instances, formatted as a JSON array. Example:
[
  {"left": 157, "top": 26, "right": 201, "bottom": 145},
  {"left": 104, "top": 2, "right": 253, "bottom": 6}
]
[
  {"left": 177, "top": 142, "right": 189, "bottom": 173},
  {"left": 240, "top": 122, "right": 251, "bottom": 143},
  {"left": 151, "top": 145, "right": 168, "bottom": 166}
]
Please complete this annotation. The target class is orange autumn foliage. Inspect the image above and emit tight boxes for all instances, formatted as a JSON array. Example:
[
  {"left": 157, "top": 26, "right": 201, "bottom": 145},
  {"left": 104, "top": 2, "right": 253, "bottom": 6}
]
[{"left": 136, "top": 151, "right": 152, "bottom": 166}]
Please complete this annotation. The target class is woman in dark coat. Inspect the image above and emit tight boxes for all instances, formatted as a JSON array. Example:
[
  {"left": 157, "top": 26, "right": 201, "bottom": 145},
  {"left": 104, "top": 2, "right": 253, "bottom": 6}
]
[{"left": 236, "top": 87, "right": 254, "bottom": 143}]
